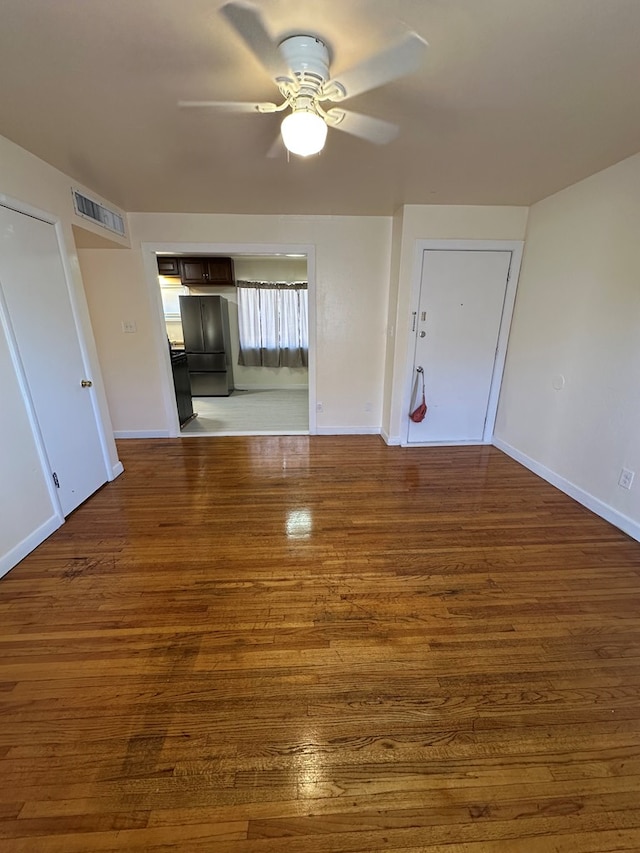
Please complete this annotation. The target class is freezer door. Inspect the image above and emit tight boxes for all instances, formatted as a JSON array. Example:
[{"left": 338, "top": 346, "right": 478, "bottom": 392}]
[{"left": 186, "top": 353, "right": 226, "bottom": 372}]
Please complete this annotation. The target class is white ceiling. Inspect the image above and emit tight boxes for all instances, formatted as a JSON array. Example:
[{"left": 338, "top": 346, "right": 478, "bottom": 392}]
[{"left": 2, "top": 0, "right": 640, "bottom": 216}]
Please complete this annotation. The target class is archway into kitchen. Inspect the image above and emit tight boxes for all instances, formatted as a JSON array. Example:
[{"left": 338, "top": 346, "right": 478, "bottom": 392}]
[{"left": 143, "top": 242, "right": 316, "bottom": 438}]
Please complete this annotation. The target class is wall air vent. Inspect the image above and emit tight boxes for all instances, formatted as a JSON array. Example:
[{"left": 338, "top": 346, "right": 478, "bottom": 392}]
[{"left": 72, "top": 189, "right": 126, "bottom": 237}]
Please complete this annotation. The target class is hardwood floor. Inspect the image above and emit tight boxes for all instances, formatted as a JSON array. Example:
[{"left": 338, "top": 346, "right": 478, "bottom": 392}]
[{"left": 1, "top": 436, "right": 640, "bottom": 852}]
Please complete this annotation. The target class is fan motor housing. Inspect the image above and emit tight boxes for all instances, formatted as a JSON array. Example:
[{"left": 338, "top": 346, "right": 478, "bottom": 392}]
[{"left": 278, "top": 35, "right": 330, "bottom": 86}]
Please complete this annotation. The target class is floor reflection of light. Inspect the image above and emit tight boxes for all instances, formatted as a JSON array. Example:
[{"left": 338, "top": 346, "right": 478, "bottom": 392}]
[
  {"left": 286, "top": 508, "right": 313, "bottom": 539},
  {"left": 294, "top": 729, "right": 322, "bottom": 798}
]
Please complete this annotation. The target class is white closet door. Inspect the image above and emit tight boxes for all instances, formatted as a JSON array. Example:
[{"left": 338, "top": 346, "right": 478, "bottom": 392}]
[
  {"left": 0, "top": 205, "right": 107, "bottom": 515},
  {"left": 408, "top": 250, "right": 512, "bottom": 444}
]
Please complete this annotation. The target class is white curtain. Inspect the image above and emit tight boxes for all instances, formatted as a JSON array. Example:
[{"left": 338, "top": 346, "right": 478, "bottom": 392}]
[{"left": 237, "top": 281, "right": 308, "bottom": 368}]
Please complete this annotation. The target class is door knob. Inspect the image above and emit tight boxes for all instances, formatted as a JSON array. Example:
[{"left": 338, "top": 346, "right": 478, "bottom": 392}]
[
  {"left": 419, "top": 331, "right": 426, "bottom": 338},
  {"left": 81, "top": 379, "right": 93, "bottom": 388}
]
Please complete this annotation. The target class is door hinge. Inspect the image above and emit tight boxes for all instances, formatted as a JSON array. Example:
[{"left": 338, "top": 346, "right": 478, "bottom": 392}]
[{"left": 52, "top": 472, "right": 60, "bottom": 489}]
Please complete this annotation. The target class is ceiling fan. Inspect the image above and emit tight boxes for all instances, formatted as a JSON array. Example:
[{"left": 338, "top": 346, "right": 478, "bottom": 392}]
[{"left": 179, "top": 1, "right": 428, "bottom": 157}]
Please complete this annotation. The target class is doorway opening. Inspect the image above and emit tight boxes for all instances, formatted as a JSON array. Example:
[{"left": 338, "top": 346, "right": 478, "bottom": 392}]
[{"left": 154, "top": 250, "right": 312, "bottom": 436}]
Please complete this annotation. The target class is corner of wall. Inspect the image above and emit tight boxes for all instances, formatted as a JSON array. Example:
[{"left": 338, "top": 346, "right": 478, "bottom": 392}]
[{"left": 381, "top": 207, "right": 406, "bottom": 437}]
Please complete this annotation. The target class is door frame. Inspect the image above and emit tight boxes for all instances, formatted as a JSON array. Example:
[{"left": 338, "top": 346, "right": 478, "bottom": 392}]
[
  {"left": 141, "top": 241, "right": 317, "bottom": 438},
  {"left": 0, "top": 194, "right": 117, "bottom": 518},
  {"left": 402, "top": 239, "right": 524, "bottom": 447}
]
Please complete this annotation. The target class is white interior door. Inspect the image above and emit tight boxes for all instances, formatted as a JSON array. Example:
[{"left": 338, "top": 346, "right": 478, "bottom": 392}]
[
  {"left": 408, "top": 249, "right": 512, "bottom": 444},
  {"left": 0, "top": 205, "right": 107, "bottom": 515}
]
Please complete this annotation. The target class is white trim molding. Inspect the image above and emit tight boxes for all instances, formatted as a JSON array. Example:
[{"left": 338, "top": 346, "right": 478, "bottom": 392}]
[
  {"left": 114, "top": 430, "right": 171, "bottom": 439},
  {"left": 234, "top": 385, "right": 309, "bottom": 392},
  {"left": 381, "top": 429, "right": 401, "bottom": 446},
  {"left": 0, "top": 514, "right": 63, "bottom": 580},
  {"left": 316, "top": 426, "right": 381, "bottom": 436},
  {"left": 181, "top": 429, "right": 309, "bottom": 438},
  {"left": 494, "top": 437, "right": 640, "bottom": 543},
  {"left": 403, "top": 439, "right": 492, "bottom": 448}
]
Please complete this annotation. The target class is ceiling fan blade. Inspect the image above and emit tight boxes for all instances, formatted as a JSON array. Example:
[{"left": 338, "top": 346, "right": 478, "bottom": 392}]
[
  {"left": 219, "top": 1, "right": 290, "bottom": 80},
  {"left": 328, "top": 110, "right": 399, "bottom": 145},
  {"left": 178, "top": 100, "right": 276, "bottom": 113},
  {"left": 329, "top": 32, "right": 428, "bottom": 100}
]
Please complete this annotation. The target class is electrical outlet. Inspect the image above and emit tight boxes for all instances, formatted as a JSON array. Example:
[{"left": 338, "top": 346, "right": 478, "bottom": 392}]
[
  {"left": 121, "top": 319, "right": 137, "bottom": 333},
  {"left": 316, "top": 402, "right": 323, "bottom": 413},
  {"left": 619, "top": 468, "right": 635, "bottom": 490}
]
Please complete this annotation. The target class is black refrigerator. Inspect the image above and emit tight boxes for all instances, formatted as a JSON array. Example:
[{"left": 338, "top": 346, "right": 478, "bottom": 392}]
[{"left": 179, "top": 295, "right": 234, "bottom": 396}]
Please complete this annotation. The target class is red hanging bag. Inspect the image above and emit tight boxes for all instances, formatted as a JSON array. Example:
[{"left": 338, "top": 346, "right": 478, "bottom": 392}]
[{"left": 409, "top": 366, "right": 428, "bottom": 423}]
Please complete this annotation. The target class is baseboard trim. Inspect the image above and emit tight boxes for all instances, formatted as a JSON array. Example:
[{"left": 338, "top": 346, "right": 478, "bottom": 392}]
[
  {"left": 381, "top": 429, "right": 401, "bottom": 446},
  {"left": 114, "top": 430, "right": 170, "bottom": 439},
  {"left": 232, "top": 386, "right": 309, "bottom": 392},
  {"left": 111, "top": 461, "right": 124, "bottom": 479},
  {"left": 316, "top": 426, "right": 381, "bottom": 436},
  {"left": 0, "top": 513, "right": 63, "bottom": 580},
  {"left": 181, "top": 429, "right": 309, "bottom": 438},
  {"left": 402, "top": 439, "right": 491, "bottom": 448},
  {"left": 493, "top": 437, "right": 640, "bottom": 543}
]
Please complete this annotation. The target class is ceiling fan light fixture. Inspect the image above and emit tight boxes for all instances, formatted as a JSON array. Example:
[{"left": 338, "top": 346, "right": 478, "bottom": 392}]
[{"left": 280, "top": 110, "right": 327, "bottom": 157}]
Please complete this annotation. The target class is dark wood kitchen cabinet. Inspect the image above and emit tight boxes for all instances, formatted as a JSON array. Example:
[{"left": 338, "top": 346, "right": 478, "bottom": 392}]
[
  {"left": 178, "top": 257, "right": 234, "bottom": 286},
  {"left": 156, "top": 257, "right": 180, "bottom": 276}
]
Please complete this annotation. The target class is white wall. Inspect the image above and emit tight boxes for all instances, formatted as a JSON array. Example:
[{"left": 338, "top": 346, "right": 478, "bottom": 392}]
[
  {"left": 78, "top": 248, "right": 168, "bottom": 434},
  {"left": 495, "top": 153, "right": 640, "bottom": 540},
  {"left": 0, "top": 133, "right": 124, "bottom": 575},
  {"left": 233, "top": 256, "right": 307, "bottom": 282},
  {"left": 80, "top": 213, "right": 392, "bottom": 434},
  {"left": 165, "top": 318, "right": 184, "bottom": 345},
  {"left": 383, "top": 205, "right": 529, "bottom": 442},
  {"left": 81, "top": 207, "right": 530, "bottom": 439}
]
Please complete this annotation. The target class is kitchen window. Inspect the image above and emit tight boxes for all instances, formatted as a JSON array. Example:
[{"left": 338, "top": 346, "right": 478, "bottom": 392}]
[{"left": 237, "top": 280, "right": 308, "bottom": 368}]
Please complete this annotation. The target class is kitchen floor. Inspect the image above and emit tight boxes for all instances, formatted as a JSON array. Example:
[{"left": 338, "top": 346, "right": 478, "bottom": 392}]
[{"left": 181, "top": 388, "right": 309, "bottom": 435}]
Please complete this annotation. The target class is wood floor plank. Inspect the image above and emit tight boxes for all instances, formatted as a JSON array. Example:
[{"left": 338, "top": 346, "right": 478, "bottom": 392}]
[{"left": 1, "top": 437, "right": 640, "bottom": 851}]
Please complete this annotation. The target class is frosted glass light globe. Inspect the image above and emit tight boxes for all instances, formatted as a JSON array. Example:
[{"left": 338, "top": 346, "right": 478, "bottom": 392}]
[{"left": 281, "top": 111, "right": 327, "bottom": 157}]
